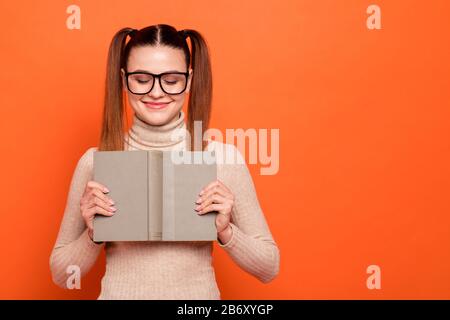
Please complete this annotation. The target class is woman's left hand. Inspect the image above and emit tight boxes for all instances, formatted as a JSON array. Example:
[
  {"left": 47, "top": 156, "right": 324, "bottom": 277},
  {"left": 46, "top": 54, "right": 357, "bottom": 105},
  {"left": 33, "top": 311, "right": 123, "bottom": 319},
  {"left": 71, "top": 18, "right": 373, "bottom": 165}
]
[{"left": 195, "top": 179, "right": 234, "bottom": 238}]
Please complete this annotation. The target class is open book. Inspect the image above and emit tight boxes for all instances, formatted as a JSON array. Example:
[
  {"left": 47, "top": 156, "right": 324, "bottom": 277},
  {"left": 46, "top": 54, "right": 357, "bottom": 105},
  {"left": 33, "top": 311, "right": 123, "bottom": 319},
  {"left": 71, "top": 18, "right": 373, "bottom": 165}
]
[{"left": 93, "top": 150, "right": 218, "bottom": 242}]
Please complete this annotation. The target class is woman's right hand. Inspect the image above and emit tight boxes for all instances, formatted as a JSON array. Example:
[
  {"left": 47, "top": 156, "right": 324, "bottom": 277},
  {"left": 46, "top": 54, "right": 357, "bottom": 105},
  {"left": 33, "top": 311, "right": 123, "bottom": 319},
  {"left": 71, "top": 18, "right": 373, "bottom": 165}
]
[{"left": 80, "top": 180, "right": 116, "bottom": 241}]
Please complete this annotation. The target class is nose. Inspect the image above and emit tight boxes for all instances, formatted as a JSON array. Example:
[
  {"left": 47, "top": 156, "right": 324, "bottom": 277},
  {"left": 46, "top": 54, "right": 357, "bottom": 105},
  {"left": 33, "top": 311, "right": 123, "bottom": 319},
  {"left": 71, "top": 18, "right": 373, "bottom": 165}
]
[{"left": 147, "top": 78, "right": 165, "bottom": 98}]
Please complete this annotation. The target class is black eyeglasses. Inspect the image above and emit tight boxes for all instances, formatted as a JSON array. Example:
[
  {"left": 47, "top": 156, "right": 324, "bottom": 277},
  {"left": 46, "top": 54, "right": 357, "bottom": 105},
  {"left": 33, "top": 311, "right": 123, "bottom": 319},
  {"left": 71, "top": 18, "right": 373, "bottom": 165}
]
[{"left": 124, "top": 71, "right": 189, "bottom": 95}]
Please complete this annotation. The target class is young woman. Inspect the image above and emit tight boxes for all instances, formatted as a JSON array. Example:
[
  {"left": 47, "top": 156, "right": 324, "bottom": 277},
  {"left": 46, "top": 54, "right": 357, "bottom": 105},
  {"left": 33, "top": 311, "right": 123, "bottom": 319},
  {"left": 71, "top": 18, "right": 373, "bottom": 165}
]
[{"left": 50, "top": 24, "right": 279, "bottom": 299}]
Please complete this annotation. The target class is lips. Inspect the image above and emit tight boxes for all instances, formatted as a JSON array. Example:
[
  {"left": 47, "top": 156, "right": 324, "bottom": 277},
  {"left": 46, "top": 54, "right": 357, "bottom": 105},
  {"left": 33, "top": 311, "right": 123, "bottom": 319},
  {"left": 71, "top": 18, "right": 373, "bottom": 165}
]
[{"left": 143, "top": 101, "right": 170, "bottom": 110}]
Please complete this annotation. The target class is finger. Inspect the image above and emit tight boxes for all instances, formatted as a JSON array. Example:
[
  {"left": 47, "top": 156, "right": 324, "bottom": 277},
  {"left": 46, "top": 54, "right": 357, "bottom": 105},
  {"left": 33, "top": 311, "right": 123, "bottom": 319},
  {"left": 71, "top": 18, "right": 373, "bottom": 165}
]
[
  {"left": 93, "top": 196, "right": 116, "bottom": 213},
  {"left": 196, "top": 194, "right": 227, "bottom": 212},
  {"left": 199, "top": 179, "right": 234, "bottom": 199},
  {"left": 198, "top": 179, "right": 220, "bottom": 196},
  {"left": 196, "top": 185, "right": 232, "bottom": 204},
  {"left": 87, "top": 180, "right": 110, "bottom": 193},
  {"left": 87, "top": 205, "right": 115, "bottom": 219},
  {"left": 80, "top": 191, "right": 95, "bottom": 211},
  {"left": 95, "top": 205, "right": 116, "bottom": 216},
  {"left": 197, "top": 203, "right": 227, "bottom": 215},
  {"left": 92, "top": 188, "right": 115, "bottom": 206},
  {"left": 83, "top": 204, "right": 115, "bottom": 231},
  {"left": 81, "top": 193, "right": 101, "bottom": 211}
]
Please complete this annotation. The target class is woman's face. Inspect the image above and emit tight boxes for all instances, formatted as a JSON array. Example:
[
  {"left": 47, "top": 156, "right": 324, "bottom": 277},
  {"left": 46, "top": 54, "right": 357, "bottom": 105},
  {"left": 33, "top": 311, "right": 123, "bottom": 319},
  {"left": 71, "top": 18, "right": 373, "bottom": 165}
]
[{"left": 121, "top": 45, "right": 192, "bottom": 126}]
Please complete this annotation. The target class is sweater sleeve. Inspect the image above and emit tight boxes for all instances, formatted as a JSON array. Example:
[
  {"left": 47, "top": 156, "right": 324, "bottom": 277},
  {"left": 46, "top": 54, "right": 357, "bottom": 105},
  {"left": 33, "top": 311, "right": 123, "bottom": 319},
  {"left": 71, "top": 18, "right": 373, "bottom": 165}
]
[
  {"left": 49, "top": 147, "right": 104, "bottom": 289},
  {"left": 215, "top": 143, "right": 280, "bottom": 284}
]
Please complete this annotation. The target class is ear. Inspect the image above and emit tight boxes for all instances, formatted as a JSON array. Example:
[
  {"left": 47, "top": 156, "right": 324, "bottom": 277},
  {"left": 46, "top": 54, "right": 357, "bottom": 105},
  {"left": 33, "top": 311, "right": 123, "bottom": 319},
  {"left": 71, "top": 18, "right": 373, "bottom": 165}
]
[
  {"left": 186, "top": 68, "right": 193, "bottom": 93},
  {"left": 120, "top": 68, "right": 126, "bottom": 88}
]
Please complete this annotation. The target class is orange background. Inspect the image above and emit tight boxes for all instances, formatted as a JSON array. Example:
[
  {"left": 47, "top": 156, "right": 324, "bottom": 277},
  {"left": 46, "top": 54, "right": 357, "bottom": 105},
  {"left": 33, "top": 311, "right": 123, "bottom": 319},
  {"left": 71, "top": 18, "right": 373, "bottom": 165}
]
[{"left": 0, "top": 0, "right": 449, "bottom": 299}]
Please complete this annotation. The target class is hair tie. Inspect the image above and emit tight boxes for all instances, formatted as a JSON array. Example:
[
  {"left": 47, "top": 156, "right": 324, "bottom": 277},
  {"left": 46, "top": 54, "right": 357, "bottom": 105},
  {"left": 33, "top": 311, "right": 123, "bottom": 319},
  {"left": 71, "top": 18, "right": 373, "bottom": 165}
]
[
  {"left": 178, "top": 29, "right": 188, "bottom": 39},
  {"left": 129, "top": 28, "right": 138, "bottom": 38}
]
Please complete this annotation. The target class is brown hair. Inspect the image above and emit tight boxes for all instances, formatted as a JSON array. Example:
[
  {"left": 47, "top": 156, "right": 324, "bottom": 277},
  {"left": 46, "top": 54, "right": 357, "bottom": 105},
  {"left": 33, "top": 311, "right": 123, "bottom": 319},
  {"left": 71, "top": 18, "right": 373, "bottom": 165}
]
[{"left": 98, "top": 24, "right": 213, "bottom": 151}]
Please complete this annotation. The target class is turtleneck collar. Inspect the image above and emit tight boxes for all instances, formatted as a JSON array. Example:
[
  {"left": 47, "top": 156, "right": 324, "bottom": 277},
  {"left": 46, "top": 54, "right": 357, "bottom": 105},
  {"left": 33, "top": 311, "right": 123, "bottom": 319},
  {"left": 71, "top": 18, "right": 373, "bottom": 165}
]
[{"left": 124, "top": 110, "right": 187, "bottom": 151}]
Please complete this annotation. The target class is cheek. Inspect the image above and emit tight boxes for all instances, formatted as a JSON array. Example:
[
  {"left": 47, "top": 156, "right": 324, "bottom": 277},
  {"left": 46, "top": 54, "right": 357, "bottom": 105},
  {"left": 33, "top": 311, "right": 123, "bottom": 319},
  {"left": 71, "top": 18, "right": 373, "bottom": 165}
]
[
  {"left": 127, "top": 94, "right": 143, "bottom": 110},
  {"left": 129, "top": 93, "right": 141, "bottom": 102},
  {"left": 172, "top": 93, "right": 186, "bottom": 105}
]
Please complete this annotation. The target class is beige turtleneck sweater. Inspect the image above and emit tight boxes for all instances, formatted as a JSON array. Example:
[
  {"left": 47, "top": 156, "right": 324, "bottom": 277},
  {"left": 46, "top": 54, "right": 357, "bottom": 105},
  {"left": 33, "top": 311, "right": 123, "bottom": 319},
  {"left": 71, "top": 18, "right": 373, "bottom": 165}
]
[{"left": 49, "top": 110, "right": 280, "bottom": 299}]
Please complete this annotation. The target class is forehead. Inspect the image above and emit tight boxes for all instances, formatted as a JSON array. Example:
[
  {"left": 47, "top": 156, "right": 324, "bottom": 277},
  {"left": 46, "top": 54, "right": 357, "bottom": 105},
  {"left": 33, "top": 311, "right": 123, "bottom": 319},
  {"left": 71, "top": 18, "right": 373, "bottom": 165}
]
[{"left": 127, "top": 45, "right": 186, "bottom": 73}]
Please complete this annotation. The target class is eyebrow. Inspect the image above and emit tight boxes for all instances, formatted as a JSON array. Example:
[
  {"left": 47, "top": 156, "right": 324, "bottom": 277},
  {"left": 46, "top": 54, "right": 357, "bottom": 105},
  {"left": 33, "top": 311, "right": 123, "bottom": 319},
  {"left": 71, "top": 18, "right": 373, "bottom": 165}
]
[{"left": 128, "top": 69, "right": 185, "bottom": 73}]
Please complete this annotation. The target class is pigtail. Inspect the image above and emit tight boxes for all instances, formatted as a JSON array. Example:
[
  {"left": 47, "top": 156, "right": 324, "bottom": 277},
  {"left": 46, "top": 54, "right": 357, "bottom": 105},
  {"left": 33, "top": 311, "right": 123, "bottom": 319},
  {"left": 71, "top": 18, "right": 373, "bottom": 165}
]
[
  {"left": 99, "top": 27, "right": 135, "bottom": 151},
  {"left": 182, "top": 29, "right": 213, "bottom": 151}
]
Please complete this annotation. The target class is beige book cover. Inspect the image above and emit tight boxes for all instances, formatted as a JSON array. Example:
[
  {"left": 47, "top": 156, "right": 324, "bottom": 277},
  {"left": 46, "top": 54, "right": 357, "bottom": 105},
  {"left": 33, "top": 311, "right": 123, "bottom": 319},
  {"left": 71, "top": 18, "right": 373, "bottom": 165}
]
[{"left": 93, "top": 150, "right": 217, "bottom": 242}]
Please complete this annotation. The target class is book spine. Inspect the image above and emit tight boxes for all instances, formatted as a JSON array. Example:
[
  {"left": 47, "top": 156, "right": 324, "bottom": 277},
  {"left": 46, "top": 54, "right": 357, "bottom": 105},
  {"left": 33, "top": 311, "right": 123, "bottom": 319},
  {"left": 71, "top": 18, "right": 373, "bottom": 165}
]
[
  {"left": 162, "top": 151, "right": 175, "bottom": 240},
  {"left": 148, "top": 151, "right": 163, "bottom": 240},
  {"left": 146, "top": 150, "right": 149, "bottom": 241}
]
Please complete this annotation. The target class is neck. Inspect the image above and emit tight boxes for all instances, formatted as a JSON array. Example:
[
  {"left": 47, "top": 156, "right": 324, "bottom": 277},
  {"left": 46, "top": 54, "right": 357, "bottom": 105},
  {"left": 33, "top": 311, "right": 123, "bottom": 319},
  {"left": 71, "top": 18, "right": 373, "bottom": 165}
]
[{"left": 125, "top": 110, "right": 187, "bottom": 150}]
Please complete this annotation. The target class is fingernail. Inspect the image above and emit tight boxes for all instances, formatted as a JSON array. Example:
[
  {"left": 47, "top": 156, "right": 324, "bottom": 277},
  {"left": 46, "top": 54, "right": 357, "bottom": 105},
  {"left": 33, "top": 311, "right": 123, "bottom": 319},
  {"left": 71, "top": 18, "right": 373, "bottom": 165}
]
[
  {"left": 109, "top": 199, "right": 115, "bottom": 205},
  {"left": 110, "top": 206, "right": 116, "bottom": 212},
  {"left": 195, "top": 205, "right": 201, "bottom": 211},
  {"left": 104, "top": 187, "right": 110, "bottom": 193},
  {"left": 199, "top": 190, "right": 204, "bottom": 196},
  {"left": 195, "top": 197, "right": 201, "bottom": 204}
]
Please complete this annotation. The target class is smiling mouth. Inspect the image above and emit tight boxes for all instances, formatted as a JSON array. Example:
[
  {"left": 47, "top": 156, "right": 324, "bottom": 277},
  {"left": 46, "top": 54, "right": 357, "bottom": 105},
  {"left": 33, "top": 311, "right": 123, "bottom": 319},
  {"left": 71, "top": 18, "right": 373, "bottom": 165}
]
[{"left": 142, "top": 101, "right": 170, "bottom": 109}]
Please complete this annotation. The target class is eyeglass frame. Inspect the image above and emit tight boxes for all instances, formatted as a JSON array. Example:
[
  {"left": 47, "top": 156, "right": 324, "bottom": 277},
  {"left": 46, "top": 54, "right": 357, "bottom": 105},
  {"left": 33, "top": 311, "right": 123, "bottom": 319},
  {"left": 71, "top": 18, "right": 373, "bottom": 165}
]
[{"left": 123, "top": 70, "right": 190, "bottom": 95}]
